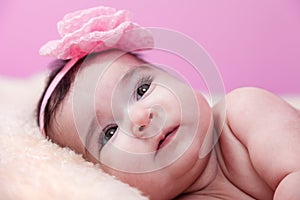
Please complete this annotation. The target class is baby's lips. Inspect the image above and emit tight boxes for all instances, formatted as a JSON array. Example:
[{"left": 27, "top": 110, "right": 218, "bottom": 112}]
[{"left": 156, "top": 125, "right": 179, "bottom": 150}]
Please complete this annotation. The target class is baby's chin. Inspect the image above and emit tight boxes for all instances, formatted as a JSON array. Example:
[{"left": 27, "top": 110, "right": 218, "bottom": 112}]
[
  {"left": 102, "top": 152, "right": 205, "bottom": 200},
  {"left": 101, "top": 121, "right": 213, "bottom": 200}
]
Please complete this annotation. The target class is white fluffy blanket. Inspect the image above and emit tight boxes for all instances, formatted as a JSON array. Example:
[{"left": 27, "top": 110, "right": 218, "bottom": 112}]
[
  {"left": 0, "top": 74, "right": 147, "bottom": 200},
  {"left": 0, "top": 74, "right": 299, "bottom": 200}
]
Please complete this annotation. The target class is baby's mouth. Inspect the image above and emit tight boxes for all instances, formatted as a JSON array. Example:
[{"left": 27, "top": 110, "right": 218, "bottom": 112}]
[{"left": 157, "top": 126, "right": 179, "bottom": 150}]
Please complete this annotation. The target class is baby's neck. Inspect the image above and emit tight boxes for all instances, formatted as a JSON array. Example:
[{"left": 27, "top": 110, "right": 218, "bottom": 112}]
[
  {"left": 179, "top": 148, "right": 253, "bottom": 199},
  {"left": 181, "top": 148, "right": 219, "bottom": 195}
]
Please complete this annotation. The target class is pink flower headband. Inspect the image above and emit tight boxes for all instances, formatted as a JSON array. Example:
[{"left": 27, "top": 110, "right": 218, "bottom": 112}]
[{"left": 39, "top": 6, "right": 153, "bottom": 136}]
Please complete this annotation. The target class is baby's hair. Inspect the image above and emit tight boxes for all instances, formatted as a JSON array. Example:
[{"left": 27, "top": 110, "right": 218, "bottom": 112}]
[{"left": 36, "top": 57, "right": 85, "bottom": 137}]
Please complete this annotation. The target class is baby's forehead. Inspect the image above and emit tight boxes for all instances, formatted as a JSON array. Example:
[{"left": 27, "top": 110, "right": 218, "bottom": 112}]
[
  {"left": 71, "top": 51, "right": 146, "bottom": 90},
  {"left": 70, "top": 50, "right": 147, "bottom": 98},
  {"left": 82, "top": 50, "right": 146, "bottom": 71},
  {"left": 76, "top": 51, "right": 140, "bottom": 78}
]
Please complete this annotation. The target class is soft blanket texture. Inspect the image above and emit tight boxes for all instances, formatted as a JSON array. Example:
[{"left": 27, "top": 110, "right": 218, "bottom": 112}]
[
  {"left": 0, "top": 74, "right": 299, "bottom": 200},
  {"left": 0, "top": 74, "right": 147, "bottom": 200}
]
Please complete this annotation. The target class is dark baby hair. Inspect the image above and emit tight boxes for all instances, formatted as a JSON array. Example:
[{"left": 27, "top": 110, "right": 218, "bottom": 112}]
[{"left": 36, "top": 57, "right": 85, "bottom": 136}]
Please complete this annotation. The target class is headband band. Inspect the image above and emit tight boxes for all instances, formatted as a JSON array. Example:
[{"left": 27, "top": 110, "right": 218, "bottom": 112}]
[{"left": 39, "top": 58, "right": 79, "bottom": 136}]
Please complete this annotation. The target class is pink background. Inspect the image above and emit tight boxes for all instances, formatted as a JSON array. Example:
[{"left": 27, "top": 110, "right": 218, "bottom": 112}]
[{"left": 1, "top": 0, "right": 299, "bottom": 94}]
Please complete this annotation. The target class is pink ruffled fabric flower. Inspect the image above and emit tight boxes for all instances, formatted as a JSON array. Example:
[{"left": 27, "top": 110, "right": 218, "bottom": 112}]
[{"left": 39, "top": 6, "right": 153, "bottom": 60}]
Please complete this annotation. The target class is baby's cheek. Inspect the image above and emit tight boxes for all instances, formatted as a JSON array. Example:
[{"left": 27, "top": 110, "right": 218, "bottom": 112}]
[
  {"left": 99, "top": 132, "right": 157, "bottom": 173},
  {"left": 153, "top": 85, "right": 182, "bottom": 120},
  {"left": 194, "top": 91, "right": 211, "bottom": 120},
  {"left": 109, "top": 132, "right": 152, "bottom": 153}
]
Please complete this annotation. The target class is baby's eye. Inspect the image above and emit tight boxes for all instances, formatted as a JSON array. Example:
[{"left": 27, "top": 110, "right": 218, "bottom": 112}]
[
  {"left": 136, "top": 76, "right": 152, "bottom": 101},
  {"left": 102, "top": 125, "right": 118, "bottom": 145},
  {"left": 137, "top": 83, "right": 150, "bottom": 100}
]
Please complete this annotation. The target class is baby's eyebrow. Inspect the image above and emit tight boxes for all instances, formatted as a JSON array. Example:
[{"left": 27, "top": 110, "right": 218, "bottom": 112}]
[{"left": 120, "top": 65, "right": 152, "bottom": 84}]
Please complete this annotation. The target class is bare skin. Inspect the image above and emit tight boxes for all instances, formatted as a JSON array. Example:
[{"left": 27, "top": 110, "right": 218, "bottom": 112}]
[
  {"left": 178, "top": 88, "right": 300, "bottom": 200},
  {"left": 228, "top": 88, "right": 300, "bottom": 200},
  {"left": 48, "top": 51, "right": 300, "bottom": 199}
]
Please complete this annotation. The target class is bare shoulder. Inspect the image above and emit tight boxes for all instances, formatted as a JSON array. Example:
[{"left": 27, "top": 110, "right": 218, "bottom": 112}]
[
  {"left": 219, "top": 87, "right": 300, "bottom": 146},
  {"left": 214, "top": 87, "right": 300, "bottom": 131},
  {"left": 214, "top": 87, "right": 300, "bottom": 189},
  {"left": 225, "top": 87, "right": 300, "bottom": 130},
  {"left": 225, "top": 87, "right": 299, "bottom": 114}
]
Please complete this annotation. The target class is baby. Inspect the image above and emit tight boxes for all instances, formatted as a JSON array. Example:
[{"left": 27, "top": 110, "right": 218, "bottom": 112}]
[{"left": 37, "top": 6, "right": 300, "bottom": 200}]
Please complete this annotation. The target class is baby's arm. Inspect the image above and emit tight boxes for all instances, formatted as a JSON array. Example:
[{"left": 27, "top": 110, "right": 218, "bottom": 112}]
[{"left": 223, "top": 87, "right": 300, "bottom": 199}]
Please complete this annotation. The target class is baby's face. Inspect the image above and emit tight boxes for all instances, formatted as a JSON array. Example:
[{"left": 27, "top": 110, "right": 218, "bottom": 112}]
[{"left": 51, "top": 50, "right": 213, "bottom": 199}]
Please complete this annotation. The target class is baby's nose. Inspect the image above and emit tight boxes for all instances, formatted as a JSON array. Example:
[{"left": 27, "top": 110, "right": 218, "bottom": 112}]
[{"left": 128, "top": 104, "right": 153, "bottom": 137}]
